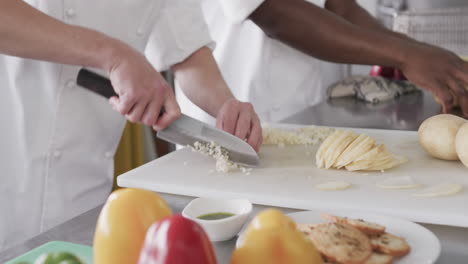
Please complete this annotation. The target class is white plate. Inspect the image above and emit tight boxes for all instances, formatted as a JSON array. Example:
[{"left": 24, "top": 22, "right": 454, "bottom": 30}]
[{"left": 236, "top": 210, "right": 440, "bottom": 264}]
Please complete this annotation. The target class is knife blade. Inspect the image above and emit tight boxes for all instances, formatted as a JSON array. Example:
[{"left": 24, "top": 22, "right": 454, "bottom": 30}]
[{"left": 76, "top": 68, "right": 260, "bottom": 167}]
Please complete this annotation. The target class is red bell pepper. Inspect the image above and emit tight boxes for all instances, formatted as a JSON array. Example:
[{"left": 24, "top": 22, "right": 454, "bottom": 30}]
[
  {"left": 370, "top": 66, "right": 407, "bottom": 81},
  {"left": 138, "top": 214, "right": 217, "bottom": 264}
]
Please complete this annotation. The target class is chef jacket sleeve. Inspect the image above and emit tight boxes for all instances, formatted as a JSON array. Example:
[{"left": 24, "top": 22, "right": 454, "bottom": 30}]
[
  {"left": 217, "top": 0, "right": 326, "bottom": 23},
  {"left": 144, "top": 0, "right": 215, "bottom": 71},
  {"left": 217, "top": 0, "right": 265, "bottom": 23}
]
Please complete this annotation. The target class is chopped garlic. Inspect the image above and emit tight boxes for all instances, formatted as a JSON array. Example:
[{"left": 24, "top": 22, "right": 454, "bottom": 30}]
[
  {"left": 262, "top": 124, "right": 335, "bottom": 146},
  {"left": 190, "top": 141, "right": 252, "bottom": 174}
]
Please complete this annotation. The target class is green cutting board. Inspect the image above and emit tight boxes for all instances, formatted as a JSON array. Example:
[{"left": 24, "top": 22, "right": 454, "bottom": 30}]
[{"left": 5, "top": 241, "right": 93, "bottom": 264}]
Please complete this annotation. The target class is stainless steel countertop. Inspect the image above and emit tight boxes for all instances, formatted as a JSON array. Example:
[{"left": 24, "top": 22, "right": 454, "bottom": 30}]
[
  {"left": 284, "top": 90, "right": 441, "bottom": 130},
  {"left": 2, "top": 93, "right": 467, "bottom": 264}
]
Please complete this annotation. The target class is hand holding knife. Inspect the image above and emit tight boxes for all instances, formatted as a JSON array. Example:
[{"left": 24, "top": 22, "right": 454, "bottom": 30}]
[{"left": 76, "top": 68, "right": 259, "bottom": 167}]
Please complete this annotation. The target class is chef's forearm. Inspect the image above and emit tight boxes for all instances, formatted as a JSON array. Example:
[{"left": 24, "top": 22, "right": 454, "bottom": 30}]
[
  {"left": 249, "top": 0, "right": 409, "bottom": 68},
  {"left": 0, "top": 0, "right": 124, "bottom": 72},
  {"left": 171, "top": 47, "right": 234, "bottom": 117}
]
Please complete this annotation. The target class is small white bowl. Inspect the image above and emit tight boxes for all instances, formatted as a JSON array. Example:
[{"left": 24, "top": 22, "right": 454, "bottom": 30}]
[{"left": 182, "top": 197, "right": 252, "bottom": 242}]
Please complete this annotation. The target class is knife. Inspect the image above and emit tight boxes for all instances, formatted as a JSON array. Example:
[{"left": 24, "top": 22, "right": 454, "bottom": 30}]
[{"left": 76, "top": 68, "right": 260, "bottom": 167}]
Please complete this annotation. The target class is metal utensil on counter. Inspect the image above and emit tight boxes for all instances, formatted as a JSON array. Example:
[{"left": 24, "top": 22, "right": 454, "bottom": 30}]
[{"left": 76, "top": 68, "right": 260, "bottom": 167}]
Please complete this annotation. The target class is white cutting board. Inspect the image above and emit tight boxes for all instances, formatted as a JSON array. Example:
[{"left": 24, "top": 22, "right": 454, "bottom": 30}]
[{"left": 118, "top": 125, "right": 468, "bottom": 227}]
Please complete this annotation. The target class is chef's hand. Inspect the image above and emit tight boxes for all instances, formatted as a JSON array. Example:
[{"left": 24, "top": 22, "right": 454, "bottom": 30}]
[
  {"left": 107, "top": 45, "right": 181, "bottom": 130},
  {"left": 216, "top": 98, "right": 263, "bottom": 152},
  {"left": 401, "top": 42, "right": 468, "bottom": 118}
]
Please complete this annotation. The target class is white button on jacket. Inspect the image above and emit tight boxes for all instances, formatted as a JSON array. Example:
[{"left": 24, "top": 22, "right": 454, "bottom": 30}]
[
  {"left": 176, "top": 0, "right": 347, "bottom": 124},
  {"left": 0, "top": 0, "right": 213, "bottom": 250}
]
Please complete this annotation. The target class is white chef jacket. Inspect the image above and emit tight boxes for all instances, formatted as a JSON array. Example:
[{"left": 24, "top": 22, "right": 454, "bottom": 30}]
[
  {"left": 0, "top": 0, "right": 212, "bottom": 250},
  {"left": 176, "top": 0, "right": 346, "bottom": 124}
]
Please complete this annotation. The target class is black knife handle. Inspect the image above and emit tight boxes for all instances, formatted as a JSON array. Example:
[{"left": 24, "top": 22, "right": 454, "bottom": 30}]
[
  {"left": 77, "top": 69, "right": 118, "bottom": 99},
  {"left": 76, "top": 68, "right": 165, "bottom": 116}
]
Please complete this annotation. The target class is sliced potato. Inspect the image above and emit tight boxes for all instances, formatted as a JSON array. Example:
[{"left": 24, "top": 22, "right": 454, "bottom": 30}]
[
  {"left": 357, "top": 144, "right": 387, "bottom": 161},
  {"left": 376, "top": 176, "right": 421, "bottom": 190},
  {"left": 315, "top": 181, "right": 352, "bottom": 191},
  {"left": 366, "top": 154, "right": 407, "bottom": 171},
  {"left": 324, "top": 131, "right": 359, "bottom": 169},
  {"left": 334, "top": 134, "right": 375, "bottom": 169},
  {"left": 320, "top": 130, "right": 347, "bottom": 168},
  {"left": 316, "top": 130, "right": 343, "bottom": 168},
  {"left": 345, "top": 145, "right": 387, "bottom": 171},
  {"left": 346, "top": 144, "right": 407, "bottom": 171},
  {"left": 316, "top": 130, "right": 407, "bottom": 172},
  {"left": 412, "top": 183, "right": 463, "bottom": 197},
  {"left": 365, "top": 156, "right": 394, "bottom": 171}
]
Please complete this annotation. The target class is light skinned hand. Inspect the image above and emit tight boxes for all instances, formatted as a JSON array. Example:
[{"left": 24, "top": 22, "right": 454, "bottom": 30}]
[
  {"left": 107, "top": 45, "right": 181, "bottom": 130},
  {"left": 401, "top": 42, "right": 468, "bottom": 118},
  {"left": 216, "top": 98, "right": 263, "bottom": 152}
]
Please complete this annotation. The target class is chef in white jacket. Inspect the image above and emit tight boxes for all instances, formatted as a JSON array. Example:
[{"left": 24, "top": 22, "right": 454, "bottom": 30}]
[
  {"left": 178, "top": 0, "right": 468, "bottom": 124},
  {"left": 0, "top": 0, "right": 261, "bottom": 250}
]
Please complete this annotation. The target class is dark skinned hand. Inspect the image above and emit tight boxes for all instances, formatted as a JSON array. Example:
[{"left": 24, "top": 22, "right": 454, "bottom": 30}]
[{"left": 400, "top": 42, "right": 468, "bottom": 118}]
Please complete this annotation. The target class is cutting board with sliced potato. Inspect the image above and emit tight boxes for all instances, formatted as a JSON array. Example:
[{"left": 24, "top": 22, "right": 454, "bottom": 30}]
[{"left": 118, "top": 124, "right": 468, "bottom": 228}]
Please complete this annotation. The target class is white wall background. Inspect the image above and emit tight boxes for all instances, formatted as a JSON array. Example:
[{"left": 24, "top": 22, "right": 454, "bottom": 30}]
[
  {"left": 351, "top": 0, "right": 379, "bottom": 76},
  {"left": 357, "top": 0, "right": 378, "bottom": 15}
]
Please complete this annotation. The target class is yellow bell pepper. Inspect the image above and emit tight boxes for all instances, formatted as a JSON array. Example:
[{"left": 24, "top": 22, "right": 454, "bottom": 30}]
[
  {"left": 230, "top": 209, "right": 323, "bottom": 264},
  {"left": 93, "top": 188, "right": 172, "bottom": 264}
]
